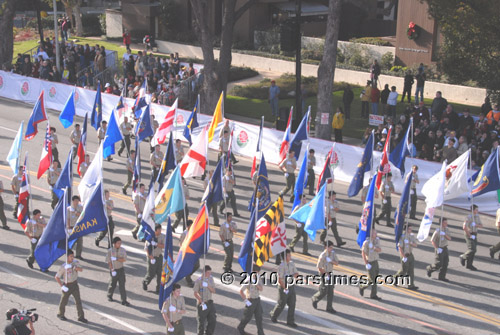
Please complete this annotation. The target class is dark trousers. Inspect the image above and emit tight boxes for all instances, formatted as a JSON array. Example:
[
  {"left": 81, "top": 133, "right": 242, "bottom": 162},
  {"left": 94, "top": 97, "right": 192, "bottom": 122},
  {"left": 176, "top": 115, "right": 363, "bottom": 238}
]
[
  {"left": 52, "top": 147, "right": 59, "bottom": 164},
  {"left": 281, "top": 173, "right": 295, "bottom": 197},
  {"left": 410, "top": 190, "right": 417, "bottom": 218},
  {"left": 361, "top": 101, "right": 369, "bottom": 118},
  {"left": 58, "top": 281, "right": 84, "bottom": 318},
  {"left": 185, "top": 259, "right": 200, "bottom": 285},
  {"left": 395, "top": 253, "right": 415, "bottom": 286},
  {"left": 123, "top": 171, "right": 133, "bottom": 193},
  {"left": 143, "top": 255, "right": 163, "bottom": 290},
  {"left": 427, "top": 247, "right": 449, "bottom": 279},
  {"left": 320, "top": 218, "right": 343, "bottom": 246},
  {"left": 13, "top": 194, "right": 19, "bottom": 218},
  {"left": 71, "top": 236, "right": 83, "bottom": 258},
  {"left": 27, "top": 239, "right": 39, "bottom": 264},
  {"left": 334, "top": 129, "right": 343, "bottom": 143},
  {"left": 51, "top": 190, "right": 59, "bottom": 209},
  {"left": 376, "top": 198, "right": 392, "bottom": 226},
  {"left": 360, "top": 260, "right": 379, "bottom": 298},
  {"left": 0, "top": 197, "right": 7, "bottom": 226},
  {"left": 107, "top": 267, "right": 127, "bottom": 302},
  {"left": 461, "top": 234, "right": 477, "bottom": 266},
  {"left": 197, "top": 300, "right": 216, "bottom": 335},
  {"left": 270, "top": 286, "right": 296, "bottom": 323},
  {"left": 173, "top": 205, "right": 189, "bottom": 230},
  {"left": 96, "top": 216, "right": 115, "bottom": 245},
  {"left": 222, "top": 240, "right": 234, "bottom": 271},
  {"left": 401, "top": 86, "right": 412, "bottom": 102},
  {"left": 344, "top": 103, "right": 351, "bottom": 120},
  {"left": 118, "top": 135, "right": 131, "bottom": 156},
  {"left": 490, "top": 226, "right": 500, "bottom": 256},
  {"left": 307, "top": 168, "right": 315, "bottom": 195},
  {"left": 289, "top": 224, "right": 308, "bottom": 253},
  {"left": 220, "top": 190, "right": 238, "bottom": 215},
  {"left": 312, "top": 276, "right": 334, "bottom": 309},
  {"left": 210, "top": 203, "right": 219, "bottom": 226},
  {"left": 238, "top": 298, "right": 264, "bottom": 335}
]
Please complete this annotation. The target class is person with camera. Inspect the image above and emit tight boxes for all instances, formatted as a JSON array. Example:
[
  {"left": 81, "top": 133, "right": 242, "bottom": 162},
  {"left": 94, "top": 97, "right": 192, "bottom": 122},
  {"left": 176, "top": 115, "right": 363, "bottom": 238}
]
[
  {"left": 4, "top": 308, "right": 36, "bottom": 335},
  {"left": 54, "top": 250, "right": 87, "bottom": 323},
  {"left": 24, "top": 209, "right": 47, "bottom": 270}
]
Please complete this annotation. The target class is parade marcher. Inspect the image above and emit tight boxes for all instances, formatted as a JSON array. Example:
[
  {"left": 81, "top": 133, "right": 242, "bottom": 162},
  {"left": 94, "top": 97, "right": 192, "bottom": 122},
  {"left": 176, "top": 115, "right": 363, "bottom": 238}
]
[
  {"left": 95, "top": 190, "right": 115, "bottom": 248},
  {"left": 98, "top": 121, "right": 112, "bottom": 162},
  {"left": 307, "top": 149, "right": 316, "bottom": 195},
  {"left": 47, "top": 161, "right": 61, "bottom": 209},
  {"left": 395, "top": 225, "right": 419, "bottom": 290},
  {"left": 312, "top": 241, "right": 339, "bottom": 313},
  {"left": 143, "top": 224, "right": 165, "bottom": 293},
  {"left": 10, "top": 167, "right": 22, "bottom": 219},
  {"left": 219, "top": 168, "right": 240, "bottom": 217},
  {"left": 0, "top": 179, "right": 9, "bottom": 230},
  {"left": 150, "top": 144, "right": 164, "bottom": 181},
  {"left": 131, "top": 183, "right": 147, "bottom": 240},
  {"left": 118, "top": 116, "right": 132, "bottom": 157},
  {"left": 162, "top": 283, "right": 186, "bottom": 335},
  {"left": 270, "top": 249, "right": 299, "bottom": 328},
  {"left": 69, "top": 123, "right": 81, "bottom": 158},
  {"left": 490, "top": 207, "right": 500, "bottom": 260},
  {"left": 460, "top": 205, "right": 483, "bottom": 271},
  {"left": 279, "top": 150, "right": 297, "bottom": 203},
  {"left": 204, "top": 170, "right": 219, "bottom": 227},
  {"left": 55, "top": 250, "right": 88, "bottom": 323},
  {"left": 106, "top": 237, "right": 130, "bottom": 306},
  {"left": 375, "top": 172, "right": 395, "bottom": 228},
  {"left": 25, "top": 209, "right": 46, "bottom": 269},
  {"left": 320, "top": 191, "right": 346, "bottom": 247},
  {"left": 219, "top": 212, "right": 237, "bottom": 273},
  {"left": 79, "top": 154, "right": 90, "bottom": 178},
  {"left": 218, "top": 130, "right": 237, "bottom": 164},
  {"left": 173, "top": 177, "right": 190, "bottom": 230},
  {"left": 359, "top": 230, "right": 382, "bottom": 300},
  {"left": 180, "top": 220, "right": 199, "bottom": 287},
  {"left": 174, "top": 139, "right": 185, "bottom": 164},
  {"left": 237, "top": 266, "right": 264, "bottom": 335},
  {"left": 289, "top": 195, "right": 310, "bottom": 255},
  {"left": 194, "top": 265, "right": 217, "bottom": 335},
  {"left": 49, "top": 126, "right": 59, "bottom": 163},
  {"left": 67, "top": 195, "right": 84, "bottom": 260},
  {"left": 122, "top": 150, "right": 135, "bottom": 195},
  {"left": 358, "top": 177, "right": 377, "bottom": 234},
  {"left": 427, "top": 218, "right": 452, "bottom": 281},
  {"left": 409, "top": 165, "right": 419, "bottom": 220}
]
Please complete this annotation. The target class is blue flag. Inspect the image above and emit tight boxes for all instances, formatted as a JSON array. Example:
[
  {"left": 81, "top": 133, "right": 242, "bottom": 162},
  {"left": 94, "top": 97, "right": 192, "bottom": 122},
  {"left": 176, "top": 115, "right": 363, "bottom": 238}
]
[
  {"left": 202, "top": 158, "right": 224, "bottom": 209},
  {"left": 90, "top": 81, "right": 103, "bottom": 130},
  {"left": 348, "top": 131, "right": 374, "bottom": 197},
  {"left": 292, "top": 150, "right": 308, "bottom": 211},
  {"left": 317, "top": 147, "right": 334, "bottom": 193},
  {"left": 34, "top": 188, "right": 75, "bottom": 271},
  {"left": 394, "top": 171, "right": 412, "bottom": 248},
  {"left": 156, "top": 132, "right": 177, "bottom": 189},
  {"left": 59, "top": 88, "right": 76, "bottom": 128},
  {"left": 132, "top": 138, "right": 141, "bottom": 193},
  {"left": 159, "top": 217, "right": 174, "bottom": 310},
  {"left": 289, "top": 183, "right": 327, "bottom": 241},
  {"left": 135, "top": 104, "right": 154, "bottom": 143},
  {"left": 183, "top": 97, "right": 199, "bottom": 146},
  {"left": 248, "top": 154, "right": 272, "bottom": 219},
  {"left": 103, "top": 109, "right": 123, "bottom": 159},
  {"left": 238, "top": 207, "right": 256, "bottom": 273},
  {"left": 68, "top": 182, "right": 108, "bottom": 241},
  {"left": 389, "top": 118, "right": 412, "bottom": 177},
  {"left": 357, "top": 174, "right": 377, "bottom": 247},
  {"left": 7, "top": 121, "right": 24, "bottom": 175},
  {"left": 289, "top": 108, "right": 310, "bottom": 160},
  {"left": 154, "top": 166, "right": 185, "bottom": 224},
  {"left": 25, "top": 91, "right": 47, "bottom": 140},
  {"left": 471, "top": 147, "right": 500, "bottom": 198},
  {"left": 53, "top": 149, "right": 73, "bottom": 199}
]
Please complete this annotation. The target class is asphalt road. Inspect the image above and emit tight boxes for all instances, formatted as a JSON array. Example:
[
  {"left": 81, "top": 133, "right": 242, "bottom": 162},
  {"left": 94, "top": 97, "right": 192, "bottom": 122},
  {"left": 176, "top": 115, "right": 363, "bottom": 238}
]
[{"left": 0, "top": 97, "right": 499, "bottom": 335}]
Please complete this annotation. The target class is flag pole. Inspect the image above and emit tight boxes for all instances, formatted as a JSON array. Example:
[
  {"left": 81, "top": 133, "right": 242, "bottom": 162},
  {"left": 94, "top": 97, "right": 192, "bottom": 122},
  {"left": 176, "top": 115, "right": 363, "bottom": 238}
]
[
  {"left": 249, "top": 197, "right": 259, "bottom": 275},
  {"left": 64, "top": 187, "right": 68, "bottom": 286},
  {"left": 25, "top": 152, "right": 33, "bottom": 216},
  {"left": 469, "top": 149, "right": 475, "bottom": 220}
]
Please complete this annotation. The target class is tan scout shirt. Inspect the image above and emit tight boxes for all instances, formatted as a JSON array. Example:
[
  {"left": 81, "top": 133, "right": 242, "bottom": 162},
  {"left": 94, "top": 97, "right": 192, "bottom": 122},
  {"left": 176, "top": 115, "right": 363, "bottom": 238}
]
[
  {"left": 278, "top": 261, "right": 298, "bottom": 284},
  {"left": 381, "top": 179, "right": 394, "bottom": 199},
  {"left": 106, "top": 247, "right": 127, "bottom": 270},
  {"left": 194, "top": 275, "right": 215, "bottom": 302},
  {"left": 175, "top": 146, "right": 184, "bottom": 163},
  {"left": 97, "top": 127, "right": 106, "bottom": 142},
  {"left": 105, "top": 199, "right": 114, "bottom": 216},
  {"left": 80, "top": 162, "right": 89, "bottom": 177},
  {"left": 150, "top": 150, "right": 164, "bottom": 168},
  {"left": 134, "top": 192, "right": 147, "bottom": 213},
  {"left": 328, "top": 199, "right": 339, "bottom": 219},
  {"left": 49, "top": 133, "right": 58, "bottom": 150},
  {"left": 223, "top": 174, "right": 234, "bottom": 193},
  {"left": 70, "top": 129, "right": 81, "bottom": 145},
  {"left": 465, "top": 213, "right": 482, "bottom": 234},
  {"left": 121, "top": 122, "right": 132, "bottom": 136},
  {"left": 281, "top": 156, "right": 297, "bottom": 173},
  {"left": 398, "top": 232, "right": 418, "bottom": 255},
  {"left": 307, "top": 153, "right": 316, "bottom": 170},
  {"left": 67, "top": 204, "right": 83, "bottom": 228},
  {"left": 11, "top": 174, "right": 22, "bottom": 194},
  {"left": 147, "top": 234, "right": 165, "bottom": 258},
  {"left": 219, "top": 136, "right": 230, "bottom": 153},
  {"left": 242, "top": 277, "right": 262, "bottom": 299},
  {"left": 317, "top": 249, "right": 338, "bottom": 273},
  {"left": 47, "top": 167, "right": 61, "bottom": 186},
  {"left": 25, "top": 216, "right": 47, "bottom": 238},
  {"left": 57, "top": 260, "right": 81, "bottom": 283},
  {"left": 162, "top": 295, "right": 185, "bottom": 322},
  {"left": 363, "top": 237, "right": 381, "bottom": 262},
  {"left": 410, "top": 172, "right": 419, "bottom": 190},
  {"left": 219, "top": 221, "right": 236, "bottom": 241},
  {"left": 431, "top": 227, "right": 450, "bottom": 248},
  {"left": 126, "top": 157, "right": 134, "bottom": 172}
]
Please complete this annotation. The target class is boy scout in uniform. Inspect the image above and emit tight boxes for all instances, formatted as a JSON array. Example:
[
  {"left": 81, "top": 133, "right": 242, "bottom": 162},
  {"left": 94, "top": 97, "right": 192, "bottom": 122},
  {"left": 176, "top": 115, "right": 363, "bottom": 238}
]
[
  {"left": 307, "top": 149, "right": 316, "bottom": 195},
  {"left": 70, "top": 123, "right": 81, "bottom": 158},
  {"left": 79, "top": 154, "right": 90, "bottom": 177},
  {"left": 173, "top": 178, "right": 190, "bottom": 230},
  {"left": 67, "top": 195, "right": 84, "bottom": 260},
  {"left": 118, "top": 116, "right": 132, "bottom": 157},
  {"left": 490, "top": 208, "right": 500, "bottom": 259},
  {"left": 150, "top": 145, "right": 164, "bottom": 181},
  {"left": 279, "top": 150, "right": 297, "bottom": 202},
  {"left": 106, "top": 237, "right": 130, "bottom": 306},
  {"left": 270, "top": 249, "right": 299, "bottom": 328},
  {"left": 289, "top": 195, "right": 310, "bottom": 255},
  {"left": 237, "top": 266, "right": 264, "bottom": 335},
  {"left": 25, "top": 209, "right": 47, "bottom": 269},
  {"left": 320, "top": 191, "right": 346, "bottom": 247},
  {"left": 219, "top": 213, "right": 237, "bottom": 272},
  {"left": 359, "top": 230, "right": 382, "bottom": 300},
  {"left": 427, "top": 218, "right": 452, "bottom": 281},
  {"left": 49, "top": 126, "right": 59, "bottom": 163},
  {"left": 98, "top": 121, "right": 112, "bottom": 161},
  {"left": 375, "top": 172, "right": 395, "bottom": 228},
  {"left": 143, "top": 224, "right": 165, "bottom": 293},
  {"left": 219, "top": 169, "right": 240, "bottom": 217},
  {"left": 95, "top": 190, "right": 114, "bottom": 248},
  {"left": 409, "top": 165, "right": 419, "bottom": 219},
  {"left": 11, "top": 168, "right": 22, "bottom": 219},
  {"left": 194, "top": 265, "right": 217, "bottom": 335},
  {"left": 203, "top": 170, "right": 219, "bottom": 227},
  {"left": 47, "top": 161, "right": 61, "bottom": 209},
  {"left": 55, "top": 250, "right": 88, "bottom": 323},
  {"left": 162, "top": 283, "right": 186, "bottom": 335},
  {"left": 460, "top": 205, "right": 483, "bottom": 271},
  {"left": 0, "top": 180, "right": 9, "bottom": 229},
  {"left": 131, "top": 183, "right": 147, "bottom": 239},
  {"left": 122, "top": 150, "right": 135, "bottom": 195},
  {"left": 175, "top": 139, "right": 184, "bottom": 164},
  {"left": 395, "top": 225, "right": 419, "bottom": 290},
  {"left": 312, "top": 241, "right": 339, "bottom": 313},
  {"left": 180, "top": 220, "right": 199, "bottom": 287}
]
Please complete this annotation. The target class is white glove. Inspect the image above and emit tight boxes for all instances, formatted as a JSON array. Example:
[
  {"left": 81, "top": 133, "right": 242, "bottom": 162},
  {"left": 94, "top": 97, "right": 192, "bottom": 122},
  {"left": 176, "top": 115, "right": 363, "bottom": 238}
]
[
  {"left": 150, "top": 258, "right": 156, "bottom": 264},
  {"left": 111, "top": 271, "right": 117, "bottom": 277},
  {"left": 328, "top": 221, "right": 333, "bottom": 227},
  {"left": 368, "top": 242, "right": 373, "bottom": 249},
  {"left": 244, "top": 299, "right": 252, "bottom": 307},
  {"left": 31, "top": 238, "right": 38, "bottom": 244},
  {"left": 111, "top": 256, "right": 117, "bottom": 261},
  {"left": 168, "top": 327, "right": 175, "bottom": 332},
  {"left": 138, "top": 214, "right": 142, "bottom": 219},
  {"left": 283, "top": 289, "right": 289, "bottom": 294},
  {"left": 383, "top": 199, "right": 388, "bottom": 204},
  {"left": 64, "top": 264, "right": 72, "bottom": 270},
  {"left": 202, "top": 281, "right": 208, "bottom": 288},
  {"left": 61, "top": 285, "right": 69, "bottom": 292},
  {"left": 67, "top": 228, "right": 73, "bottom": 234},
  {"left": 224, "top": 241, "right": 230, "bottom": 248},
  {"left": 402, "top": 257, "right": 408, "bottom": 263},
  {"left": 326, "top": 257, "right": 332, "bottom": 262},
  {"left": 225, "top": 223, "right": 229, "bottom": 228},
  {"left": 404, "top": 239, "right": 409, "bottom": 244},
  {"left": 201, "top": 303, "right": 207, "bottom": 311},
  {"left": 169, "top": 305, "right": 177, "bottom": 312},
  {"left": 470, "top": 235, "right": 476, "bottom": 240},
  {"left": 325, "top": 275, "right": 330, "bottom": 281},
  {"left": 440, "top": 231, "right": 446, "bottom": 236},
  {"left": 471, "top": 222, "right": 476, "bottom": 227},
  {"left": 365, "top": 263, "right": 372, "bottom": 270},
  {"left": 151, "top": 241, "right": 158, "bottom": 246},
  {"left": 284, "top": 173, "right": 289, "bottom": 178},
  {"left": 437, "top": 248, "right": 443, "bottom": 254}
]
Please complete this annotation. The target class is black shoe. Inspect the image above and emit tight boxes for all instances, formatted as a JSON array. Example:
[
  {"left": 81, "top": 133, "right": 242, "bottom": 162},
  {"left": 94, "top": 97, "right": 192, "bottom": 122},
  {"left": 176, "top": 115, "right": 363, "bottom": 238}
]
[
  {"left": 219, "top": 208, "right": 224, "bottom": 214},
  {"left": 122, "top": 301, "right": 131, "bottom": 306},
  {"left": 118, "top": 152, "right": 122, "bottom": 157},
  {"left": 426, "top": 267, "right": 432, "bottom": 278},
  {"left": 309, "top": 192, "right": 315, "bottom": 196},
  {"left": 460, "top": 256, "right": 465, "bottom": 267},
  {"left": 303, "top": 252, "right": 312, "bottom": 256},
  {"left": 1, "top": 225, "right": 9, "bottom": 230},
  {"left": 78, "top": 317, "right": 88, "bottom": 323},
  {"left": 312, "top": 300, "right": 318, "bottom": 309},
  {"left": 438, "top": 277, "right": 450, "bottom": 282},
  {"left": 338, "top": 241, "right": 346, "bottom": 247},
  {"left": 26, "top": 259, "right": 33, "bottom": 269},
  {"left": 155, "top": 287, "right": 160, "bottom": 294},
  {"left": 95, "top": 239, "right": 100, "bottom": 247},
  {"left": 370, "top": 296, "right": 382, "bottom": 301},
  {"left": 12, "top": 213, "right": 17, "bottom": 219},
  {"left": 386, "top": 223, "right": 394, "bottom": 228},
  {"left": 326, "top": 308, "right": 337, "bottom": 314},
  {"left": 234, "top": 213, "right": 241, "bottom": 218},
  {"left": 108, "top": 296, "right": 113, "bottom": 302},
  {"left": 270, "top": 316, "right": 278, "bottom": 323},
  {"left": 132, "top": 231, "right": 137, "bottom": 240},
  {"left": 237, "top": 326, "right": 245, "bottom": 335},
  {"left": 289, "top": 196, "right": 294, "bottom": 203},
  {"left": 122, "top": 189, "right": 127, "bottom": 195},
  {"left": 408, "top": 286, "right": 419, "bottom": 291},
  {"left": 409, "top": 216, "right": 417, "bottom": 220},
  {"left": 75, "top": 256, "right": 84, "bottom": 261},
  {"left": 57, "top": 314, "right": 67, "bottom": 321},
  {"left": 290, "top": 246, "right": 295, "bottom": 252},
  {"left": 466, "top": 265, "right": 478, "bottom": 271},
  {"left": 359, "top": 286, "right": 364, "bottom": 297},
  {"left": 286, "top": 322, "right": 298, "bottom": 328},
  {"left": 142, "top": 282, "right": 147, "bottom": 291},
  {"left": 233, "top": 160, "right": 239, "bottom": 164},
  {"left": 490, "top": 248, "right": 495, "bottom": 259},
  {"left": 186, "top": 280, "right": 194, "bottom": 288}
]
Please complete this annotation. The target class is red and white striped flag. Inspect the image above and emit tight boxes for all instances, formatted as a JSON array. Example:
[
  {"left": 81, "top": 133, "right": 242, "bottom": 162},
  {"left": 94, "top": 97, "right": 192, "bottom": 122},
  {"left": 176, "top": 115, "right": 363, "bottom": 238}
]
[
  {"left": 37, "top": 122, "right": 52, "bottom": 179},
  {"left": 375, "top": 126, "right": 392, "bottom": 191},
  {"left": 154, "top": 98, "right": 178, "bottom": 145}
]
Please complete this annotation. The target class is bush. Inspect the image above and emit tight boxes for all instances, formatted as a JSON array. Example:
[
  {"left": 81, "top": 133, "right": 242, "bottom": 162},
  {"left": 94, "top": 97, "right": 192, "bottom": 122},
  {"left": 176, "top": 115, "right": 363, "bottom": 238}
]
[
  {"left": 343, "top": 43, "right": 372, "bottom": 68},
  {"left": 228, "top": 67, "right": 259, "bottom": 82},
  {"left": 380, "top": 52, "right": 394, "bottom": 71},
  {"left": 81, "top": 15, "right": 103, "bottom": 36},
  {"left": 349, "top": 37, "right": 393, "bottom": 46}
]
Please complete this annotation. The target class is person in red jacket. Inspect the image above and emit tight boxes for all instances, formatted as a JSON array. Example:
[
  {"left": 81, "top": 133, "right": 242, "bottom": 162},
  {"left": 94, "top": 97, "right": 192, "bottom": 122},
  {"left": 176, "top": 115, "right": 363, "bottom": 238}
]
[{"left": 123, "top": 29, "right": 131, "bottom": 49}]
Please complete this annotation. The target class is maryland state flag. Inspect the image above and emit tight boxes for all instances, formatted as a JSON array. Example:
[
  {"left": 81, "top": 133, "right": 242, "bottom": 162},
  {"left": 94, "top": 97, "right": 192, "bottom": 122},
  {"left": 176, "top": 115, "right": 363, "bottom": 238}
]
[{"left": 254, "top": 196, "right": 284, "bottom": 267}]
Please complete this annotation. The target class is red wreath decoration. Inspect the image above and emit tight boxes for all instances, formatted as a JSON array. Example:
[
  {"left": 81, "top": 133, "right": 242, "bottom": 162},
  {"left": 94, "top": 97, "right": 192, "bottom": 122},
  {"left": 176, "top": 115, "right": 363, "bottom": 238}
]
[{"left": 407, "top": 21, "right": 420, "bottom": 40}]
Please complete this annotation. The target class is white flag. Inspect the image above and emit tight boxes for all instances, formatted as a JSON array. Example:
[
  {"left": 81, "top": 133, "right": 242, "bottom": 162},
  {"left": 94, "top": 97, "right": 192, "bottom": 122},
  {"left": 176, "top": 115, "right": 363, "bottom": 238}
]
[
  {"left": 417, "top": 161, "right": 446, "bottom": 242},
  {"left": 270, "top": 219, "right": 287, "bottom": 257},
  {"left": 141, "top": 186, "right": 157, "bottom": 235},
  {"left": 443, "top": 150, "right": 470, "bottom": 200},
  {"left": 179, "top": 126, "right": 208, "bottom": 178},
  {"left": 78, "top": 143, "right": 103, "bottom": 204}
]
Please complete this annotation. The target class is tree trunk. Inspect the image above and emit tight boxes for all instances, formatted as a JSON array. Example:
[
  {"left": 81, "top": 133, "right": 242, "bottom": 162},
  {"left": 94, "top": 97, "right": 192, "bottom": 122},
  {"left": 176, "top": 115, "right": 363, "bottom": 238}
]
[
  {"left": 73, "top": 0, "right": 83, "bottom": 37},
  {"left": 315, "top": 0, "right": 342, "bottom": 140},
  {"left": 216, "top": 0, "right": 237, "bottom": 98},
  {"left": 61, "top": 0, "right": 75, "bottom": 32},
  {"left": 0, "top": 0, "right": 16, "bottom": 68}
]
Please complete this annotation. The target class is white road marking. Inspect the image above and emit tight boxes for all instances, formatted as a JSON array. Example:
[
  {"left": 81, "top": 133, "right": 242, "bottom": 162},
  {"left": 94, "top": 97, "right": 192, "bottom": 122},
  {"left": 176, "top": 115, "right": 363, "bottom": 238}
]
[
  {"left": 83, "top": 303, "right": 152, "bottom": 335},
  {"left": 0, "top": 265, "right": 27, "bottom": 280},
  {"left": 0, "top": 125, "right": 18, "bottom": 134}
]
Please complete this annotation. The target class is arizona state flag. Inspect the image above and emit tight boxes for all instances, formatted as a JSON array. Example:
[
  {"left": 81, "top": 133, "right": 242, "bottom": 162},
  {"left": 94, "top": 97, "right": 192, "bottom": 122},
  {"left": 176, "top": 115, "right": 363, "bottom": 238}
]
[{"left": 254, "top": 196, "right": 284, "bottom": 267}]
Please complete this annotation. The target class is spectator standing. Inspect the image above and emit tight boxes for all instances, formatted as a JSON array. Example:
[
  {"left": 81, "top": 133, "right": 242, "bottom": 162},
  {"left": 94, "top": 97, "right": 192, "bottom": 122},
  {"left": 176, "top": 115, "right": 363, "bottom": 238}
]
[
  {"left": 380, "top": 84, "right": 390, "bottom": 115},
  {"left": 387, "top": 86, "right": 398, "bottom": 119},
  {"left": 269, "top": 80, "right": 280, "bottom": 120},
  {"left": 361, "top": 81, "right": 372, "bottom": 119},
  {"left": 123, "top": 29, "right": 131, "bottom": 49},
  {"left": 431, "top": 91, "right": 448, "bottom": 120},
  {"left": 342, "top": 84, "right": 354, "bottom": 120},
  {"left": 332, "top": 107, "right": 345, "bottom": 143},
  {"left": 414, "top": 66, "right": 426, "bottom": 105},
  {"left": 371, "top": 84, "right": 380, "bottom": 116},
  {"left": 370, "top": 60, "right": 381, "bottom": 86},
  {"left": 401, "top": 70, "right": 414, "bottom": 103}
]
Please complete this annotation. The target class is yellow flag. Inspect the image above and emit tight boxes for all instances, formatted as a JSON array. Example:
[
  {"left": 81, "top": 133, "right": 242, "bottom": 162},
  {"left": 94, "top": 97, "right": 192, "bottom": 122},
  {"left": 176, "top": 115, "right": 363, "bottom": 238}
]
[{"left": 208, "top": 92, "right": 224, "bottom": 143}]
